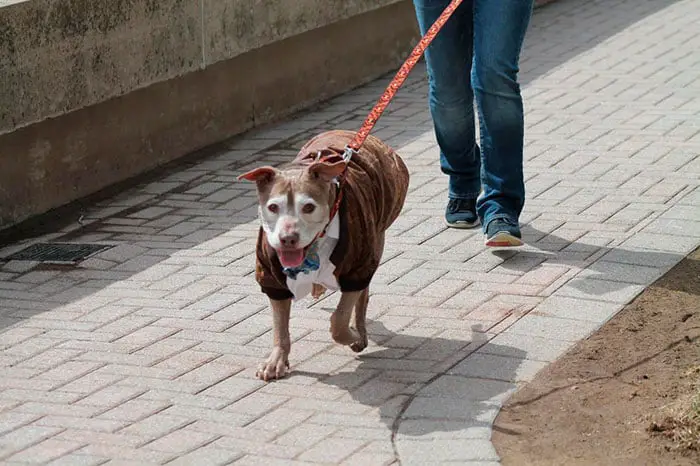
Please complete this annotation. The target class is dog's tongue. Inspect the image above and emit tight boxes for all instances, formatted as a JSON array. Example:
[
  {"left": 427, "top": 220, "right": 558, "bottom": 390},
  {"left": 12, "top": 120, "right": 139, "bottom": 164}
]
[{"left": 277, "top": 249, "right": 305, "bottom": 268}]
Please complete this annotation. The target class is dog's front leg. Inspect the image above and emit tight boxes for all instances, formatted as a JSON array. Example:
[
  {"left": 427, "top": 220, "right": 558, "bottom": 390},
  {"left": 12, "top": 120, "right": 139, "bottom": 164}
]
[
  {"left": 256, "top": 298, "right": 291, "bottom": 381},
  {"left": 330, "top": 290, "right": 365, "bottom": 349}
]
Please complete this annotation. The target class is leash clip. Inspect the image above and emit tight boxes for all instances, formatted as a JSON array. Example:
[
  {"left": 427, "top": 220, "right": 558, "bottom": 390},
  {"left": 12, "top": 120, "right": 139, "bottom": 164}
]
[{"left": 342, "top": 146, "right": 358, "bottom": 163}]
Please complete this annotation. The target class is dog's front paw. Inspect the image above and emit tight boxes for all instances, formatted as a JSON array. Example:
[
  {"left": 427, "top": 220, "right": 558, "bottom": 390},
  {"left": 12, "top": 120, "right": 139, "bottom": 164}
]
[{"left": 256, "top": 347, "right": 290, "bottom": 381}]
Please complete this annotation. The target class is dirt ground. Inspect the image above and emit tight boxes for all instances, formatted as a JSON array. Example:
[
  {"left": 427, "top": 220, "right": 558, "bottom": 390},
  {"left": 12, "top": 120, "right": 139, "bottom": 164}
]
[{"left": 493, "top": 247, "right": 700, "bottom": 466}]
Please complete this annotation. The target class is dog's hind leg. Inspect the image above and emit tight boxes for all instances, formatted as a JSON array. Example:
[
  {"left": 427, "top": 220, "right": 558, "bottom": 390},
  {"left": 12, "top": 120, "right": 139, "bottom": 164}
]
[
  {"left": 347, "top": 231, "right": 383, "bottom": 353},
  {"left": 350, "top": 287, "right": 369, "bottom": 353},
  {"left": 330, "top": 291, "right": 364, "bottom": 349}
]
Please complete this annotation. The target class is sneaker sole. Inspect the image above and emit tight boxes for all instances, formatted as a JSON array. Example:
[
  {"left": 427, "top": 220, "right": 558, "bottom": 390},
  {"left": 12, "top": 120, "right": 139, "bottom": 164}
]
[
  {"left": 445, "top": 218, "right": 481, "bottom": 229},
  {"left": 485, "top": 231, "right": 524, "bottom": 247}
]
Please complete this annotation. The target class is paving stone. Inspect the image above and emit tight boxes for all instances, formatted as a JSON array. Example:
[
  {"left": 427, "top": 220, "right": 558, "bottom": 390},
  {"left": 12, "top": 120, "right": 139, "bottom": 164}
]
[
  {"left": 451, "top": 353, "right": 548, "bottom": 383},
  {"left": 3, "top": 337, "right": 61, "bottom": 359},
  {"left": 0, "top": 425, "right": 63, "bottom": 454},
  {"left": 159, "top": 405, "right": 250, "bottom": 428},
  {"left": 245, "top": 408, "right": 315, "bottom": 435},
  {"left": 333, "top": 426, "right": 392, "bottom": 442},
  {"left": 1, "top": 260, "right": 40, "bottom": 274},
  {"left": 397, "top": 419, "right": 492, "bottom": 440},
  {"left": 678, "top": 186, "right": 700, "bottom": 206},
  {"left": 0, "top": 389, "right": 81, "bottom": 404},
  {"left": 34, "top": 416, "right": 127, "bottom": 434},
  {"left": 79, "top": 305, "right": 139, "bottom": 324},
  {"left": 415, "top": 278, "right": 471, "bottom": 299},
  {"left": 553, "top": 277, "right": 645, "bottom": 303},
  {"left": 396, "top": 438, "right": 499, "bottom": 464},
  {"left": 306, "top": 412, "right": 385, "bottom": 429},
  {"left": 259, "top": 382, "right": 346, "bottom": 401},
  {"left": 95, "top": 244, "right": 147, "bottom": 263},
  {"left": 515, "top": 264, "right": 569, "bottom": 286},
  {"left": 403, "top": 396, "right": 502, "bottom": 423},
  {"left": 117, "top": 414, "right": 191, "bottom": 440},
  {"left": 186, "top": 421, "right": 275, "bottom": 445},
  {"left": 441, "top": 289, "right": 496, "bottom": 310},
  {"left": 0, "top": 412, "right": 42, "bottom": 436},
  {"left": 5, "top": 438, "right": 85, "bottom": 464},
  {"left": 45, "top": 454, "right": 109, "bottom": 466},
  {"left": 76, "top": 385, "right": 146, "bottom": 408},
  {"left": 165, "top": 445, "right": 242, "bottom": 466},
  {"left": 405, "top": 338, "right": 472, "bottom": 362},
  {"left": 600, "top": 247, "right": 681, "bottom": 268},
  {"left": 197, "top": 376, "right": 264, "bottom": 401},
  {"left": 577, "top": 260, "right": 668, "bottom": 285},
  {"left": 537, "top": 296, "right": 623, "bottom": 324},
  {"left": 53, "top": 430, "right": 142, "bottom": 448},
  {"left": 643, "top": 217, "right": 700, "bottom": 238},
  {"left": 297, "top": 437, "right": 368, "bottom": 463},
  {"left": 504, "top": 314, "right": 604, "bottom": 342},
  {"left": 97, "top": 399, "right": 172, "bottom": 423},
  {"left": 340, "top": 452, "right": 396, "bottom": 466},
  {"left": 233, "top": 456, "right": 314, "bottom": 466},
  {"left": 76, "top": 444, "right": 174, "bottom": 464},
  {"left": 212, "top": 437, "right": 304, "bottom": 460},
  {"left": 418, "top": 376, "right": 516, "bottom": 405},
  {"left": 141, "top": 428, "right": 218, "bottom": 454},
  {"left": 621, "top": 232, "right": 699, "bottom": 254},
  {"left": 57, "top": 372, "right": 124, "bottom": 395},
  {"left": 274, "top": 423, "right": 338, "bottom": 450},
  {"left": 138, "top": 390, "right": 230, "bottom": 411}
]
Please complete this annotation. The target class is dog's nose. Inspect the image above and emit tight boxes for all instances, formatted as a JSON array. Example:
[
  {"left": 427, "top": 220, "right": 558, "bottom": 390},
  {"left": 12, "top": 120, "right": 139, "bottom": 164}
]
[{"left": 279, "top": 233, "right": 300, "bottom": 248}]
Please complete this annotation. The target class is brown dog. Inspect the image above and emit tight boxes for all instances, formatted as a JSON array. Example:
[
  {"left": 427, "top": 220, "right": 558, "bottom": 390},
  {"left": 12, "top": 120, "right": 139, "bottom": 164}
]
[{"left": 238, "top": 130, "right": 409, "bottom": 381}]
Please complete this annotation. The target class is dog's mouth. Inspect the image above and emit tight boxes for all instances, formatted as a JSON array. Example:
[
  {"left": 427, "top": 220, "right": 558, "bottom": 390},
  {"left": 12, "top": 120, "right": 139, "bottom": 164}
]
[{"left": 276, "top": 248, "right": 306, "bottom": 268}]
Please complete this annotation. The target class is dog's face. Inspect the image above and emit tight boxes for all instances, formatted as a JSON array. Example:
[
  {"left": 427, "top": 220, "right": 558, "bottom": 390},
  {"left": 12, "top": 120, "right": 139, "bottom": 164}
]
[{"left": 238, "top": 159, "right": 345, "bottom": 268}]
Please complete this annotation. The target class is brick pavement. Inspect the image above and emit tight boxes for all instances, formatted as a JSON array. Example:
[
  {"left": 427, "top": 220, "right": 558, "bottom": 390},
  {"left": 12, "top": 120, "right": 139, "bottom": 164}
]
[{"left": 1, "top": 0, "right": 699, "bottom": 464}]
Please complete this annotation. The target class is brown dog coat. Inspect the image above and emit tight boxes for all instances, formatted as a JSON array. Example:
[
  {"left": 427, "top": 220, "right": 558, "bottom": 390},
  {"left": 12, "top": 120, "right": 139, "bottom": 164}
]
[{"left": 254, "top": 130, "right": 409, "bottom": 300}]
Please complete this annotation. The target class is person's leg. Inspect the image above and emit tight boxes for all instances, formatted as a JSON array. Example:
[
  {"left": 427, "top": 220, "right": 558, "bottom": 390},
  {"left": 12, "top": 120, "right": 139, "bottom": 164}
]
[
  {"left": 413, "top": 0, "right": 480, "bottom": 228},
  {"left": 472, "top": 0, "right": 533, "bottom": 244}
]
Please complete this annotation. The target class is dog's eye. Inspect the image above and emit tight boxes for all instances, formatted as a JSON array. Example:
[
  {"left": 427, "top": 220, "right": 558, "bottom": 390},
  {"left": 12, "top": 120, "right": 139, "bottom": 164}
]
[
  {"left": 267, "top": 204, "right": 279, "bottom": 214},
  {"left": 302, "top": 203, "right": 316, "bottom": 214}
]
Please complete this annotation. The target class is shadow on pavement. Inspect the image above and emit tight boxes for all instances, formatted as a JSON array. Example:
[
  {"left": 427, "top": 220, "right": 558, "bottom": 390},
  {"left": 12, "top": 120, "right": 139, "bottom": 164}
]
[
  {"left": 497, "top": 225, "right": 688, "bottom": 301},
  {"left": 294, "top": 319, "right": 527, "bottom": 439}
]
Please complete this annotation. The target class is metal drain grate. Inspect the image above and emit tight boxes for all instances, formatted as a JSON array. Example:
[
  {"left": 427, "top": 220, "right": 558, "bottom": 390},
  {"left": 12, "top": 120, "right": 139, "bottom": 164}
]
[{"left": 5, "top": 243, "right": 112, "bottom": 264}]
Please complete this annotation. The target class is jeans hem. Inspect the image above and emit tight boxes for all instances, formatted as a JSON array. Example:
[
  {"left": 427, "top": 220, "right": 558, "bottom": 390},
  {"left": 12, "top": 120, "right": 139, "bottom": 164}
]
[{"left": 448, "top": 192, "right": 481, "bottom": 201}]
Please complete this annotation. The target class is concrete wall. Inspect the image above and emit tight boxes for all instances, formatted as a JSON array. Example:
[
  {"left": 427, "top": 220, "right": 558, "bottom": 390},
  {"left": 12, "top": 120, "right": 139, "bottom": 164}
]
[
  {"left": 0, "top": 0, "right": 407, "bottom": 134},
  {"left": 0, "top": 0, "right": 419, "bottom": 229}
]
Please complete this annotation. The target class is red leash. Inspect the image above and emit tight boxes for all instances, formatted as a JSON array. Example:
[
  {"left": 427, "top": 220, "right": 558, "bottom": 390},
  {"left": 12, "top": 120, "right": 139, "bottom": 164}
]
[
  {"left": 320, "top": 0, "right": 465, "bottom": 234},
  {"left": 347, "top": 0, "right": 465, "bottom": 154}
]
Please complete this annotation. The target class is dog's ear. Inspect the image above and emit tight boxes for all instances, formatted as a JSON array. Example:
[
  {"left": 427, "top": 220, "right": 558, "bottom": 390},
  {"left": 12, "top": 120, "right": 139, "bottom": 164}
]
[
  {"left": 308, "top": 160, "right": 346, "bottom": 182},
  {"left": 237, "top": 166, "right": 277, "bottom": 184}
]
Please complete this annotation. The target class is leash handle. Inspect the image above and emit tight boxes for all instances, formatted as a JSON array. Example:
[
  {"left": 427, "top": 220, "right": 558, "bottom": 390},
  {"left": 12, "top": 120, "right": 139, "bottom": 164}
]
[{"left": 346, "top": 0, "right": 465, "bottom": 153}]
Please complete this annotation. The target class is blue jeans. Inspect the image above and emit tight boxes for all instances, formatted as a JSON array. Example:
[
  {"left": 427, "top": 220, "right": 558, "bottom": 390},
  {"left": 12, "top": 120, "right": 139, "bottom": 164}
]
[{"left": 413, "top": 0, "right": 533, "bottom": 229}]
